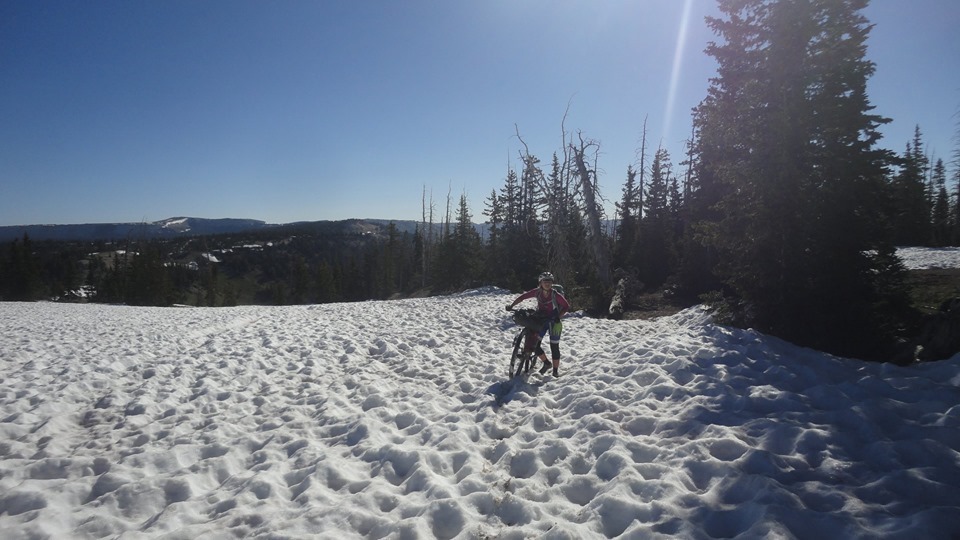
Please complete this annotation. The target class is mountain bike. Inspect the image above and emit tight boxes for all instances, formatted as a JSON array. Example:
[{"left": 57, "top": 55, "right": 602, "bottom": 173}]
[{"left": 507, "top": 308, "right": 548, "bottom": 378}]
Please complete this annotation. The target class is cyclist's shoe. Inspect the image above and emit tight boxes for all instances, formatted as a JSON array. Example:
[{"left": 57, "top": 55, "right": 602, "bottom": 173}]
[
  {"left": 539, "top": 360, "right": 551, "bottom": 375},
  {"left": 552, "top": 368, "right": 560, "bottom": 378}
]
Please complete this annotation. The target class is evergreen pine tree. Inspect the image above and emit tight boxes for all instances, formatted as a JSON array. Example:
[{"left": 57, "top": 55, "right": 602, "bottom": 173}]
[
  {"left": 675, "top": 128, "right": 722, "bottom": 300},
  {"left": 502, "top": 162, "right": 543, "bottom": 290},
  {"left": 483, "top": 189, "right": 509, "bottom": 287},
  {"left": 954, "top": 165, "right": 960, "bottom": 244},
  {"left": 615, "top": 122, "right": 649, "bottom": 276},
  {"left": 292, "top": 256, "right": 309, "bottom": 304},
  {"left": 125, "top": 243, "right": 173, "bottom": 306},
  {"left": 890, "top": 127, "right": 932, "bottom": 245},
  {"left": 614, "top": 165, "right": 641, "bottom": 271},
  {"left": 931, "top": 158, "right": 951, "bottom": 246},
  {"left": 639, "top": 147, "right": 675, "bottom": 288},
  {"left": 953, "top": 120, "right": 960, "bottom": 244},
  {"left": 1, "top": 234, "right": 44, "bottom": 300},
  {"left": 539, "top": 153, "right": 568, "bottom": 285},
  {"left": 454, "top": 194, "right": 482, "bottom": 282},
  {"left": 693, "top": 0, "right": 905, "bottom": 360},
  {"left": 314, "top": 260, "right": 339, "bottom": 303},
  {"left": 379, "top": 223, "right": 401, "bottom": 297}
]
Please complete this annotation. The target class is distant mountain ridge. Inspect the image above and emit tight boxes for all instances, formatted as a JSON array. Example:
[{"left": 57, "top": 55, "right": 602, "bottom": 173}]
[
  {"left": 0, "top": 217, "right": 272, "bottom": 242},
  {"left": 0, "top": 217, "right": 490, "bottom": 242}
]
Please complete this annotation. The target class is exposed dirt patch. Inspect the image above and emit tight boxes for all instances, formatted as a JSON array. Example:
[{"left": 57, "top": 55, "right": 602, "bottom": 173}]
[
  {"left": 620, "top": 291, "right": 693, "bottom": 321},
  {"left": 616, "top": 268, "right": 960, "bottom": 322},
  {"left": 906, "top": 268, "right": 960, "bottom": 313}
]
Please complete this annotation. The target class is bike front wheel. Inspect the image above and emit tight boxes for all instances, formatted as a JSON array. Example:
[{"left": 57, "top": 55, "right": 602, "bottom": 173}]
[{"left": 510, "top": 329, "right": 526, "bottom": 378}]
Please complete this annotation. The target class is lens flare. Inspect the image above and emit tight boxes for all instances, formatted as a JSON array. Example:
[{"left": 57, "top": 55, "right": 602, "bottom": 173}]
[{"left": 663, "top": 0, "right": 694, "bottom": 143}]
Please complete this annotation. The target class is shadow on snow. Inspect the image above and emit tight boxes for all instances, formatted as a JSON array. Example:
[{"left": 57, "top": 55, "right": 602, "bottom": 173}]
[{"left": 485, "top": 376, "right": 543, "bottom": 408}]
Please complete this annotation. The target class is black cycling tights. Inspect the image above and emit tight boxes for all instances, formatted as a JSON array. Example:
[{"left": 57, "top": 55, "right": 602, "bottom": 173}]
[{"left": 535, "top": 342, "right": 561, "bottom": 360}]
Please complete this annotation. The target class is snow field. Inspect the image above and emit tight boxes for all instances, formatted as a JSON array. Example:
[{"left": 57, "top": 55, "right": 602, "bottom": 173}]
[{"left": 0, "top": 286, "right": 959, "bottom": 539}]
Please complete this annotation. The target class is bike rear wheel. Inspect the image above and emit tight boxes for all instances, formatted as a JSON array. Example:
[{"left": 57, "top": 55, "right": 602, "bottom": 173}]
[{"left": 510, "top": 328, "right": 527, "bottom": 378}]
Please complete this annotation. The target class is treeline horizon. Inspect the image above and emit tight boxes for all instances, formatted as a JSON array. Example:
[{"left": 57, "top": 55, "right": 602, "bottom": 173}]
[{"left": 3, "top": 0, "right": 960, "bottom": 363}]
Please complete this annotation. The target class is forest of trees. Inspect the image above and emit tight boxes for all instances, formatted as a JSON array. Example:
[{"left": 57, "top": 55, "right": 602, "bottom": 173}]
[{"left": 3, "top": 0, "right": 960, "bottom": 362}]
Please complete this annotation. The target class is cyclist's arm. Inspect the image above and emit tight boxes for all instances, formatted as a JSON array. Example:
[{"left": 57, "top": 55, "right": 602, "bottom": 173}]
[{"left": 507, "top": 289, "right": 537, "bottom": 309}]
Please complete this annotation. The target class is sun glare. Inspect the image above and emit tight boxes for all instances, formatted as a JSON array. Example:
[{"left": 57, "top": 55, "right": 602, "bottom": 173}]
[{"left": 663, "top": 0, "right": 694, "bottom": 143}]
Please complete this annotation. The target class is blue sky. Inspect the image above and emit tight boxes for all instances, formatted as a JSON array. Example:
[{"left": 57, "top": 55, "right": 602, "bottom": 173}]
[{"left": 1, "top": 0, "right": 958, "bottom": 227}]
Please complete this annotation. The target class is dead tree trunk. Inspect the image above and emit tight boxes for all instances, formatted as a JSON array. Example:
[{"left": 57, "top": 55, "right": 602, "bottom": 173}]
[
  {"left": 572, "top": 137, "right": 611, "bottom": 292},
  {"left": 421, "top": 186, "right": 435, "bottom": 288},
  {"left": 609, "top": 269, "right": 643, "bottom": 320}
]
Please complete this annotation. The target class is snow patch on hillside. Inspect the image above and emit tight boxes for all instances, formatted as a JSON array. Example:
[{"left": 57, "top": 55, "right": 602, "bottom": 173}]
[{"left": 898, "top": 246, "right": 960, "bottom": 270}]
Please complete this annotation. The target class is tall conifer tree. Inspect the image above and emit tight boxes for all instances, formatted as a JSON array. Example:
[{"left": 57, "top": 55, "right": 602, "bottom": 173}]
[
  {"left": 931, "top": 158, "right": 950, "bottom": 246},
  {"left": 693, "top": 0, "right": 905, "bottom": 359},
  {"left": 614, "top": 165, "right": 641, "bottom": 270},
  {"left": 891, "top": 127, "right": 932, "bottom": 245}
]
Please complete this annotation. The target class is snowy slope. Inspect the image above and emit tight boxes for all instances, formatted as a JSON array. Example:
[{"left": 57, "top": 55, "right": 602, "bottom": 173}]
[
  {"left": 897, "top": 246, "right": 960, "bottom": 270},
  {"left": 2, "top": 287, "right": 959, "bottom": 539}
]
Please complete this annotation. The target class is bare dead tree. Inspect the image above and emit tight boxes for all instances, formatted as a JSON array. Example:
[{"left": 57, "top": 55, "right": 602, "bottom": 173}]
[
  {"left": 636, "top": 117, "right": 649, "bottom": 223},
  {"left": 444, "top": 182, "right": 452, "bottom": 241},
  {"left": 558, "top": 99, "right": 584, "bottom": 203},
  {"left": 512, "top": 101, "right": 614, "bottom": 297},
  {"left": 572, "top": 132, "right": 612, "bottom": 291},
  {"left": 421, "top": 185, "right": 435, "bottom": 288}
]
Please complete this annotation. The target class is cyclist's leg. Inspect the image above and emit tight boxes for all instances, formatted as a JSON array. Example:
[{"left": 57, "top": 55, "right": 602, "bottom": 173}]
[
  {"left": 535, "top": 342, "right": 547, "bottom": 361},
  {"left": 535, "top": 341, "right": 549, "bottom": 373},
  {"left": 535, "top": 324, "right": 552, "bottom": 373},
  {"left": 549, "top": 320, "right": 563, "bottom": 376}
]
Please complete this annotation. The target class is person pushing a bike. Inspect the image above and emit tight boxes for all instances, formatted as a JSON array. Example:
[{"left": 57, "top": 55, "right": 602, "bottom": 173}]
[{"left": 506, "top": 271, "right": 570, "bottom": 377}]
